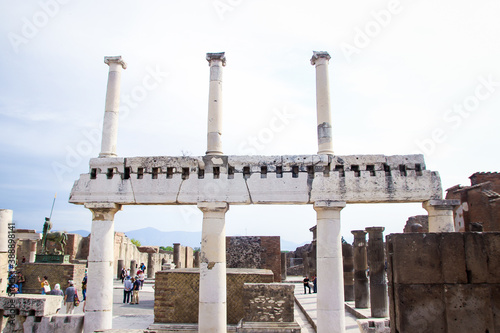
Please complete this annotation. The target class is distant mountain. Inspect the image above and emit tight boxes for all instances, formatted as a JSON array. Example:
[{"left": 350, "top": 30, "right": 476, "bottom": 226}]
[{"left": 67, "top": 227, "right": 308, "bottom": 251}]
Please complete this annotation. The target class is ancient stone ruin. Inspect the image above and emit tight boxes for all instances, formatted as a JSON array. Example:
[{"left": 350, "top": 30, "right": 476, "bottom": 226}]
[{"left": 65, "top": 51, "right": 460, "bottom": 333}]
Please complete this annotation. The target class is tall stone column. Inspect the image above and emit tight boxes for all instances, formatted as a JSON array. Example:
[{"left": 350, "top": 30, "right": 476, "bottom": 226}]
[
  {"left": 206, "top": 52, "right": 226, "bottom": 156},
  {"left": 197, "top": 202, "right": 229, "bottom": 333},
  {"left": 342, "top": 243, "right": 354, "bottom": 301},
  {"left": 365, "top": 227, "right": 388, "bottom": 318},
  {"left": 311, "top": 51, "right": 334, "bottom": 155},
  {"left": 130, "top": 260, "right": 137, "bottom": 273},
  {"left": 117, "top": 259, "right": 125, "bottom": 279},
  {"left": 147, "top": 253, "right": 155, "bottom": 278},
  {"left": 314, "top": 201, "right": 346, "bottom": 333},
  {"left": 194, "top": 251, "right": 200, "bottom": 268},
  {"left": 84, "top": 203, "right": 121, "bottom": 333},
  {"left": 352, "top": 230, "right": 369, "bottom": 308},
  {"left": 173, "top": 243, "right": 181, "bottom": 268},
  {"left": 99, "top": 56, "right": 127, "bottom": 158},
  {"left": 281, "top": 252, "right": 287, "bottom": 281},
  {"left": 423, "top": 199, "right": 460, "bottom": 232},
  {"left": 29, "top": 240, "right": 37, "bottom": 263},
  {"left": 0, "top": 209, "right": 13, "bottom": 296}
]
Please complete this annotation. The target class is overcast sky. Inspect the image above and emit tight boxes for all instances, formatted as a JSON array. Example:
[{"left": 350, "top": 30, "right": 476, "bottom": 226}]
[{"left": 1, "top": 0, "right": 498, "bottom": 246}]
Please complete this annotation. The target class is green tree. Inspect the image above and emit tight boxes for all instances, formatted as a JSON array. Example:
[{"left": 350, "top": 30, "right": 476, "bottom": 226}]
[
  {"left": 131, "top": 238, "right": 141, "bottom": 247},
  {"left": 160, "top": 246, "right": 174, "bottom": 252},
  {"left": 193, "top": 247, "right": 200, "bottom": 253}
]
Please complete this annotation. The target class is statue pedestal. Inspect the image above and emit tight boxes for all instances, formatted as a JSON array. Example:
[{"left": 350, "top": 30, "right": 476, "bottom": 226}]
[{"left": 35, "top": 255, "right": 70, "bottom": 264}]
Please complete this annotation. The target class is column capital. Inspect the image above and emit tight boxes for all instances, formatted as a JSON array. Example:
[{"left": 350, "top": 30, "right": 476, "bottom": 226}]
[
  {"left": 310, "top": 51, "right": 331, "bottom": 66},
  {"left": 351, "top": 230, "right": 367, "bottom": 238},
  {"left": 365, "top": 226, "right": 385, "bottom": 234},
  {"left": 422, "top": 199, "right": 460, "bottom": 211},
  {"left": 197, "top": 201, "right": 229, "bottom": 213},
  {"left": 206, "top": 52, "right": 226, "bottom": 66},
  {"left": 84, "top": 203, "right": 122, "bottom": 220},
  {"left": 313, "top": 200, "right": 346, "bottom": 211},
  {"left": 104, "top": 56, "right": 127, "bottom": 70}
]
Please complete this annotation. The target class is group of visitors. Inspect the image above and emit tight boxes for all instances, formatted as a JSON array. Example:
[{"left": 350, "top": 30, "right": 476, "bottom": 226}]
[
  {"left": 122, "top": 262, "right": 147, "bottom": 305},
  {"left": 7, "top": 271, "right": 25, "bottom": 294},
  {"left": 303, "top": 275, "right": 317, "bottom": 294},
  {"left": 35, "top": 273, "right": 86, "bottom": 314}
]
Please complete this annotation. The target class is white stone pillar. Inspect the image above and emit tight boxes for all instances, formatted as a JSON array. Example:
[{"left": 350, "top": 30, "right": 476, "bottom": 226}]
[
  {"left": 84, "top": 203, "right": 121, "bottom": 333},
  {"left": 423, "top": 199, "right": 460, "bottom": 232},
  {"left": 197, "top": 202, "right": 229, "bottom": 333},
  {"left": 314, "top": 201, "right": 346, "bottom": 333},
  {"left": 311, "top": 51, "right": 334, "bottom": 155},
  {"left": 29, "top": 240, "right": 37, "bottom": 263},
  {"left": 206, "top": 52, "right": 226, "bottom": 156},
  {"left": 99, "top": 56, "right": 127, "bottom": 158},
  {"left": 0, "top": 209, "right": 13, "bottom": 296}
]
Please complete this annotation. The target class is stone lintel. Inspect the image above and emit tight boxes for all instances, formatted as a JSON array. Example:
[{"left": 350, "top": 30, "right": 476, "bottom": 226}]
[
  {"left": 104, "top": 55, "right": 127, "bottom": 69},
  {"left": 206, "top": 52, "right": 226, "bottom": 66},
  {"left": 198, "top": 201, "right": 229, "bottom": 213},
  {"left": 313, "top": 200, "right": 346, "bottom": 210},
  {"left": 311, "top": 51, "right": 331, "bottom": 65},
  {"left": 423, "top": 199, "right": 460, "bottom": 211},
  {"left": 15, "top": 232, "right": 42, "bottom": 240}
]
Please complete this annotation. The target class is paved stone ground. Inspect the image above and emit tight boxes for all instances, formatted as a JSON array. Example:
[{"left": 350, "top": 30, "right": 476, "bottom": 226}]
[{"left": 64, "top": 279, "right": 367, "bottom": 331}]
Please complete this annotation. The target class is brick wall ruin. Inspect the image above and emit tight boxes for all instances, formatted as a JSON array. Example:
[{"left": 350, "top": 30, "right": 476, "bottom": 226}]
[
  {"left": 386, "top": 232, "right": 500, "bottom": 333},
  {"left": 154, "top": 268, "right": 274, "bottom": 325},
  {"left": 226, "top": 236, "right": 281, "bottom": 282},
  {"left": 242, "top": 283, "right": 295, "bottom": 322}
]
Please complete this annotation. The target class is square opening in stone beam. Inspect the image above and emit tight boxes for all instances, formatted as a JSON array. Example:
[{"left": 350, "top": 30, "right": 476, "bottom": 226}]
[
  {"left": 415, "top": 163, "right": 423, "bottom": 176},
  {"left": 228, "top": 166, "right": 234, "bottom": 179},
  {"left": 307, "top": 165, "right": 314, "bottom": 179},
  {"left": 106, "top": 168, "right": 114, "bottom": 179},
  {"left": 366, "top": 165, "right": 376, "bottom": 176},
  {"left": 243, "top": 166, "right": 251, "bottom": 179},
  {"left": 137, "top": 167, "right": 144, "bottom": 179},
  {"left": 351, "top": 165, "right": 360, "bottom": 177},
  {"left": 261, "top": 166, "right": 267, "bottom": 178},
  {"left": 167, "top": 167, "right": 175, "bottom": 179},
  {"left": 152, "top": 167, "right": 159, "bottom": 179},
  {"left": 384, "top": 164, "right": 391, "bottom": 176},
  {"left": 399, "top": 164, "right": 407, "bottom": 176},
  {"left": 182, "top": 167, "right": 190, "bottom": 180},
  {"left": 334, "top": 165, "right": 344, "bottom": 177},
  {"left": 90, "top": 168, "right": 97, "bottom": 179},
  {"left": 124, "top": 167, "right": 131, "bottom": 180},
  {"left": 213, "top": 167, "right": 220, "bottom": 179},
  {"left": 198, "top": 168, "right": 205, "bottom": 179},
  {"left": 276, "top": 166, "right": 283, "bottom": 178},
  {"left": 292, "top": 165, "right": 299, "bottom": 178}
]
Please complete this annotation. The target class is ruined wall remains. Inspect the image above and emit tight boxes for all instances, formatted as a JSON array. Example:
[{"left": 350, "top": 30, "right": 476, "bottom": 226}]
[
  {"left": 226, "top": 236, "right": 281, "bottom": 282},
  {"left": 403, "top": 215, "right": 429, "bottom": 233},
  {"left": 154, "top": 268, "right": 274, "bottom": 325},
  {"left": 242, "top": 283, "right": 295, "bottom": 322},
  {"left": 386, "top": 232, "right": 500, "bottom": 333},
  {"left": 17, "top": 262, "right": 86, "bottom": 295},
  {"left": 446, "top": 172, "right": 500, "bottom": 232}
]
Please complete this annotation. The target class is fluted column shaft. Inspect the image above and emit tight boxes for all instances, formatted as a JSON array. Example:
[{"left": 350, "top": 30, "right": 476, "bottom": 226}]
[
  {"left": 366, "top": 226, "right": 388, "bottom": 318},
  {"left": 206, "top": 52, "right": 226, "bottom": 156},
  {"left": 352, "top": 230, "right": 369, "bottom": 308}
]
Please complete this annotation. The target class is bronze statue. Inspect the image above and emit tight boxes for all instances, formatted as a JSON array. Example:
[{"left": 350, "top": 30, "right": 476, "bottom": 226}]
[{"left": 41, "top": 217, "right": 67, "bottom": 255}]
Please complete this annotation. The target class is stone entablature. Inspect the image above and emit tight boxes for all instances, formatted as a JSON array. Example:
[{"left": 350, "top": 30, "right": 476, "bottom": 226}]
[{"left": 70, "top": 154, "right": 441, "bottom": 205}]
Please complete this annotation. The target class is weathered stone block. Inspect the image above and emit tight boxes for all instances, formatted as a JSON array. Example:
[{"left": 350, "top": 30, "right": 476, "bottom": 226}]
[
  {"left": 389, "top": 233, "right": 442, "bottom": 284},
  {"left": 464, "top": 233, "right": 488, "bottom": 283},
  {"left": 393, "top": 284, "right": 446, "bottom": 333},
  {"left": 485, "top": 233, "right": 500, "bottom": 283},
  {"left": 492, "top": 284, "right": 500, "bottom": 331},
  {"left": 24, "top": 314, "right": 84, "bottom": 333},
  {"left": 357, "top": 318, "right": 390, "bottom": 333},
  {"left": 242, "top": 283, "right": 294, "bottom": 323},
  {"left": 444, "top": 284, "right": 494, "bottom": 332},
  {"left": 440, "top": 233, "right": 467, "bottom": 284},
  {"left": 0, "top": 295, "right": 62, "bottom": 317}
]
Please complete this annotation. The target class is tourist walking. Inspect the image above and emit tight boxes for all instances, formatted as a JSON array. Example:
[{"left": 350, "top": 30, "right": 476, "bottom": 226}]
[
  {"left": 138, "top": 270, "right": 145, "bottom": 289},
  {"left": 16, "top": 272, "right": 25, "bottom": 294},
  {"left": 64, "top": 280, "right": 77, "bottom": 314},
  {"left": 50, "top": 284, "right": 64, "bottom": 313},
  {"left": 123, "top": 276, "right": 133, "bottom": 303},
  {"left": 130, "top": 276, "right": 141, "bottom": 305},
  {"left": 312, "top": 276, "right": 317, "bottom": 293},
  {"left": 38, "top": 276, "right": 50, "bottom": 294},
  {"left": 82, "top": 272, "right": 87, "bottom": 300},
  {"left": 303, "top": 276, "right": 311, "bottom": 294},
  {"left": 120, "top": 268, "right": 126, "bottom": 283}
]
